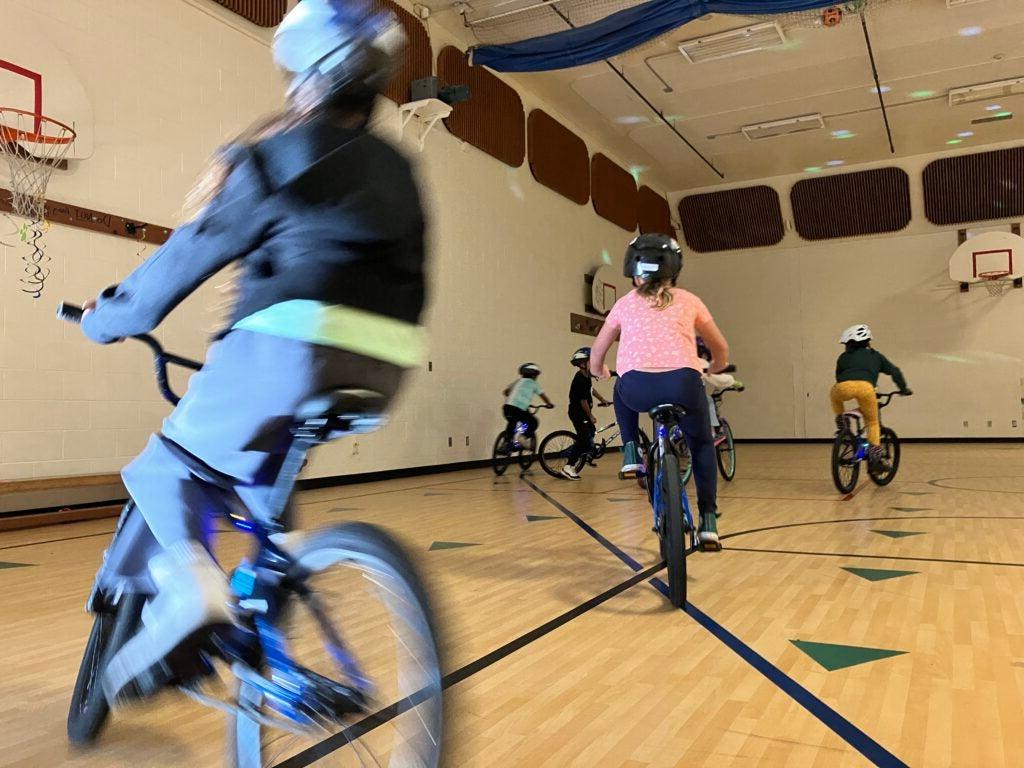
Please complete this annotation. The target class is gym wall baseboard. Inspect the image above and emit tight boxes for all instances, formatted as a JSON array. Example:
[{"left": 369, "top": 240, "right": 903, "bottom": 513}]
[
  {"left": 0, "top": 458, "right": 496, "bottom": 531},
  {"left": 735, "top": 437, "right": 1024, "bottom": 444}
]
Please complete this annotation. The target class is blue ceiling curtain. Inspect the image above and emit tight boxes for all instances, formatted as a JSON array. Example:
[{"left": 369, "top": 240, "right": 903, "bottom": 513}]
[{"left": 470, "top": 0, "right": 837, "bottom": 72}]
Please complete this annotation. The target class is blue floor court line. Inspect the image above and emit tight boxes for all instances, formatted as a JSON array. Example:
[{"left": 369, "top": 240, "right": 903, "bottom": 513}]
[{"left": 523, "top": 477, "right": 909, "bottom": 768}]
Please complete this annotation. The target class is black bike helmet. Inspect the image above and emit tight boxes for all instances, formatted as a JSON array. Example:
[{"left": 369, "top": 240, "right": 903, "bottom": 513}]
[
  {"left": 519, "top": 363, "right": 541, "bottom": 378},
  {"left": 623, "top": 233, "right": 682, "bottom": 280},
  {"left": 569, "top": 347, "right": 590, "bottom": 365}
]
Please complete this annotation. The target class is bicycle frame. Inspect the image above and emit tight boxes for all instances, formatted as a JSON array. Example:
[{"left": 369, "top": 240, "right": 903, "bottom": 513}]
[
  {"left": 58, "top": 304, "right": 374, "bottom": 729},
  {"left": 841, "top": 391, "right": 900, "bottom": 463},
  {"left": 649, "top": 419, "right": 695, "bottom": 543}
]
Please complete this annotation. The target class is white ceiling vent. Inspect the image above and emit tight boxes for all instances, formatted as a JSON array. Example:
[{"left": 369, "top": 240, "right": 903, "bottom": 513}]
[
  {"left": 741, "top": 114, "right": 824, "bottom": 141},
  {"left": 678, "top": 23, "right": 786, "bottom": 64},
  {"left": 949, "top": 77, "right": 1024, "bottom": 106},
  {"left": 946, "top": 0, "right": 990, "bottom": 7}
]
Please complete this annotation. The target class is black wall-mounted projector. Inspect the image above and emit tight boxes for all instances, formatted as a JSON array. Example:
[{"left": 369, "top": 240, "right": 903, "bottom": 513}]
[{"left": 411, "top": 77, "right": 470, "bottom": 106}]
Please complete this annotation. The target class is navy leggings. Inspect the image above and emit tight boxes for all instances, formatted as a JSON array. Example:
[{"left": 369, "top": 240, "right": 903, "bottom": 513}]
[{"left": 614, "top": 368, "right": 717, "bottom": 518}]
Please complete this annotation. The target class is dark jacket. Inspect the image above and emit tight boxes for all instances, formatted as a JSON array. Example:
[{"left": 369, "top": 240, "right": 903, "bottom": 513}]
[
  {"left": 835, "top": 347, "right": 907, "bottom": 390},
  {"left": 82, "top": 120, "right": 426, "bottom": 344}
]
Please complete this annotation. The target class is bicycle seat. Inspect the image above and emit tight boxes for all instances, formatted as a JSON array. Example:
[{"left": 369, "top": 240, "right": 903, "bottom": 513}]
[
  {"left": 649, "top": 403, "right": 687, "bottom": 424},
  {"left": 294, "top": 388, "right": 389, "bottom": 443}
]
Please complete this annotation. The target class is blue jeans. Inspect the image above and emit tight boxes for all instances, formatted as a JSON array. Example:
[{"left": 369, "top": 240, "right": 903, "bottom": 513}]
[{"left": 613, "top": 368, "right": 717, "bottom": 518}]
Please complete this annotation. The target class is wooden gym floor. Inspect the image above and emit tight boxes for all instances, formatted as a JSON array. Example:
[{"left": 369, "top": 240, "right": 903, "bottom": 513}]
[{"left": 1, "top": 443, "right": 1023, "bottom": 767}]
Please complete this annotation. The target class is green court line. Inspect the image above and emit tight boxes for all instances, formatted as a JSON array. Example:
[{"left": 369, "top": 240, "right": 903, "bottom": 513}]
[
  {"left": 791, "top": 640, "right": 907, "bottom": 671},
  {"left": 841, "top": 566, "right": 918, "bottom": 582},
  {"left": 0, "top": 561, "right": 32, "bottom": 569},
  {"left": 525, "top": 515, "right": 561, "bottom": 522},
  {"left": 871, "top": 530, "right": 926, "bottom": 539},
  {"left": 428, "top": 541, "right": 480, "bottom": 551}
]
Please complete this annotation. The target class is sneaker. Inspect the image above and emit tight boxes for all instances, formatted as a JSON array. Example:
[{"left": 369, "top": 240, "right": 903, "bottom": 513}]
[
  {"left": 103, "top": 541, "right": 236, "bottom": 705},
  {"left": 619, "top": 441, "right": 643, "bottom": 477},
  {"left": 697, "top": 512, "right": 722, "bottom": 552},
  {"left": 868, "top": 445, "right": 890, "bottom": 472},
  {"left": 560, "top": 464, "right": 581, "bottom": 481}
]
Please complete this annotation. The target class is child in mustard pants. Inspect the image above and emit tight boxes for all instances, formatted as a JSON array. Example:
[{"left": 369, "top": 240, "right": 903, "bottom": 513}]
[{"left": 831, "top": 324, "right": 912, "bottom": 467}]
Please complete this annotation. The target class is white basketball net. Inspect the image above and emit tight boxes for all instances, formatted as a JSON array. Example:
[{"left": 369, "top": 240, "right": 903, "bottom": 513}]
[
  {"left": 0, "top": 108, "right": 76, "bottom": 222},
  {"left": 982, "top": 275, "right": 1012, "bottom": 296}
]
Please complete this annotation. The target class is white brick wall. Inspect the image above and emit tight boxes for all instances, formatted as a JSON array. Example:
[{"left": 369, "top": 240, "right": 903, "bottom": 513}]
[{"left": 1, "top": 0, "right": 637, "bottom": 480}]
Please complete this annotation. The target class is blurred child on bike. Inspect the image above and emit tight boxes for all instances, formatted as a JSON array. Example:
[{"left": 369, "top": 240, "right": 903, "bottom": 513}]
[
  {"left": 589, "top": 234, "right": 729, "bottom": 550},
  {"left": 501, "top": 363, "right": 554, "bottom": 447},
  {"left": 560, "top": 347, "right": 610, "bottom": 480},
  {"left": 832, "top": 324, "right": 912, "bottom": 469}
]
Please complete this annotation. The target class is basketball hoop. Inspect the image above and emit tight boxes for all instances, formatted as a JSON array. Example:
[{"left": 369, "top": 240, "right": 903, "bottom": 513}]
[
  {"left": 977, "top": 269, "right": 1011, "bottom": 296},
  {"left": 0, "top": 107, "right": 76, "bottom": 221}
]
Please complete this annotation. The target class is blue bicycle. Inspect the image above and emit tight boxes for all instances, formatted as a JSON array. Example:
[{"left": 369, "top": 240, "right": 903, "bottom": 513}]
[
  {"left": 60, "top": 304, "right": 444, "bottom": 767},
  {"left": 638, "top": 405, "right": 704, "bottom": 609}
]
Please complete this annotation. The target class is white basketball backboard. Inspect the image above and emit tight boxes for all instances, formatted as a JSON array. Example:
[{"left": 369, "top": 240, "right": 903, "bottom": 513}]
[
  {"left": 0, "top": 30, "right": 94, "bottom": 159},
  {"left": 949, "top": 230, "right": 1024, "bottom": 285}
]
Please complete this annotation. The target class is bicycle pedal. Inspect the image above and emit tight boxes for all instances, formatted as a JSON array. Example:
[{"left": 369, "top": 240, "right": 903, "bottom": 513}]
[{"left": 698, "top": 540, "right": 723, "bottom": 553}]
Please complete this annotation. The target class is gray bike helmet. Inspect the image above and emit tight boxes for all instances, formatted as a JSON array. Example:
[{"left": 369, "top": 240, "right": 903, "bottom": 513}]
[
  {"left": 273, "top": 0, "right": 406, "bottom": 102},
  {"left": 623, "top": 233, "right": 683, "bottom": 280}
]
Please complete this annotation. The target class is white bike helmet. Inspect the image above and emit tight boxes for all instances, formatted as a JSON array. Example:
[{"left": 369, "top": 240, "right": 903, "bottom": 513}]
[
  {"left": 839, "top": 324, "right": 872, "bottom": 344},
  {"left": 273, "top": 0, "right": 405, "bottom": 101}
]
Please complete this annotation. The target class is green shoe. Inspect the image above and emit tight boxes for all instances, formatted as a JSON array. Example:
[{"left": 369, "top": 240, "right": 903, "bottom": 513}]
[
  {"left": 698, "top": 512, "right": 721, "bottom": 551},
  {"left": 619, "top": 441, "right": 642, "bottom": 477}
]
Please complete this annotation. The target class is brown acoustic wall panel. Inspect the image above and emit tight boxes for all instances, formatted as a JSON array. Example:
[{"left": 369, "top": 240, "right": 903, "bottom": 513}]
[
  {"left": 527, "top": 110, "right": 589, "bottom": 204},
  {"left": 923, "top": 147, "right": 1024, "bottom": 225},
  {"left": 637, "top": 185, "right": 675, "bottom": 239},
  {"left": 374, "top": 0, "right": 432, "bottom": 104},
  {"left": 438, "top": 46, "right": 525, "bottom": 167},
  {"left": 678, "top": 186, "right": 784, "bottom": 252},
  {"left": 791, "top": 167, "right": 910, "bottom": 241},
  {"left": 213, "top": 0, "right": 287, "bottom": 27},
  {"left": 591, "top": 154, "right": 637, "bottom": 231}
]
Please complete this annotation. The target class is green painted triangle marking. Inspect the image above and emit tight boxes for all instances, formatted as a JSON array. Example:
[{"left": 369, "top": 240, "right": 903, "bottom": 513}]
[
  {"left": 791, "top": 640, "right": 907, "bottom": 671},
  {"left": 423, "top": 492, "right": 450, "bottom": 497},
  {"left": 871, "top": 529, "right": 926, "bottom": 539},
  {"left": 0, "top": 561, "right": 32, "bottom": 569},
  {"left": 525, "top": 515, "right": 560, "bottom": 522},
  {"left": 842, "top": 566, "right": 919, "bottom": 582},
  {"left": 428, "top": 541, "right": 480, "bottom": 551},
  {"left": 330, "top": 507, "right": 360, "bottom": 512},
  {"left": 889, "top": 507, "right": 932, "bottom": 512},
  {"left": 606, "top": 498, "right": 634, "bottom": 502}
]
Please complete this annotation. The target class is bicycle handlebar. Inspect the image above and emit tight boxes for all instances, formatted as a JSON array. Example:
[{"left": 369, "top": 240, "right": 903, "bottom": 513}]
[
  {"left": 876, "top": 390, "right": 909, "bottom": 408},
  {"left": 57, "top": 302, "right": 202, "bottom": 406}
]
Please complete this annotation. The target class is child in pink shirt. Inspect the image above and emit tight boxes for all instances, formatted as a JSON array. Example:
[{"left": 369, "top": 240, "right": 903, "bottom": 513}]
[{"left": 590, "top": 234, "right": 730, "bottom": 550}]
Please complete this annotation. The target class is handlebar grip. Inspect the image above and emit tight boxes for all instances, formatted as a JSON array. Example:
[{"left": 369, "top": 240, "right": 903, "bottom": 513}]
[{"left": 57, "top": 303, "right": 84, "bottom": 324}]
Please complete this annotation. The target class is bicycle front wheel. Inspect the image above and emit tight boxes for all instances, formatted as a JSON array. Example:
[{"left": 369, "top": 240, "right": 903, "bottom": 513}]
[
  {"left": 868, "top": 428, "right": 900, "bottom": 486},
  {"left": 492, "top": 432, "right": 511, "bottom": 476},
  {"left": 538, "top": 430, "right": 577, "bottom": 478},
  {"left": 658, "top": 452, "right": 687, "bottom": 609},
  {"left": 517, "top": 434, "right": 537, "bottom": 471},
  {"left": 831, "top": 432, "right": 860, "bottom": 494},
  {"left": 716, "top": 420, "right": 736, "bottom": 481},
  {"left": 229, "top": 523, "right": 444, "bottom": 768}
]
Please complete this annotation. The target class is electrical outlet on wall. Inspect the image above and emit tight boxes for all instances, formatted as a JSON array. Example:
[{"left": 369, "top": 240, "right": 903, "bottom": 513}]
[
  {"left": 963, "top": 420, "right": 969, "bottom": 428},
  {"left": 1014, "top": 420, "right": 1019, "bottom": 428},
  {"left": 448, "top": 436, "right": 452, "bottom": 447}
]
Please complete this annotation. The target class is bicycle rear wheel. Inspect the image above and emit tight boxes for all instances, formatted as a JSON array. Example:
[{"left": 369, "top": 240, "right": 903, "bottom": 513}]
[
  {"left": 868, "top": 428, "right": 900, "bottom": 486},
  {"left": 67, "top": 593, "right": 145, "bottom": 744},
  {"left": 716, "top": 420, "right": 736, "bottom": 481},
  {"left": 657, "top": 452, "right": 687, "bottom": 609},
  {"left": 492, "top": 432, "right": 511, "bottom": 476},
  {"left": 831, "top": 432, "right": 860, "bottom": 494},
  {"left": 538, "top": 430, "right": 577, "bottom": 478},
  {"left": 229, "top": 523, "right": 443, "bottom": 768}
]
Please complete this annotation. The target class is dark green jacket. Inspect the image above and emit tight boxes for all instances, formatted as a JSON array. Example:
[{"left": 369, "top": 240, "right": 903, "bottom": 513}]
[{"left": 836, "top": 347, "right": 907, "bottom": 389}]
